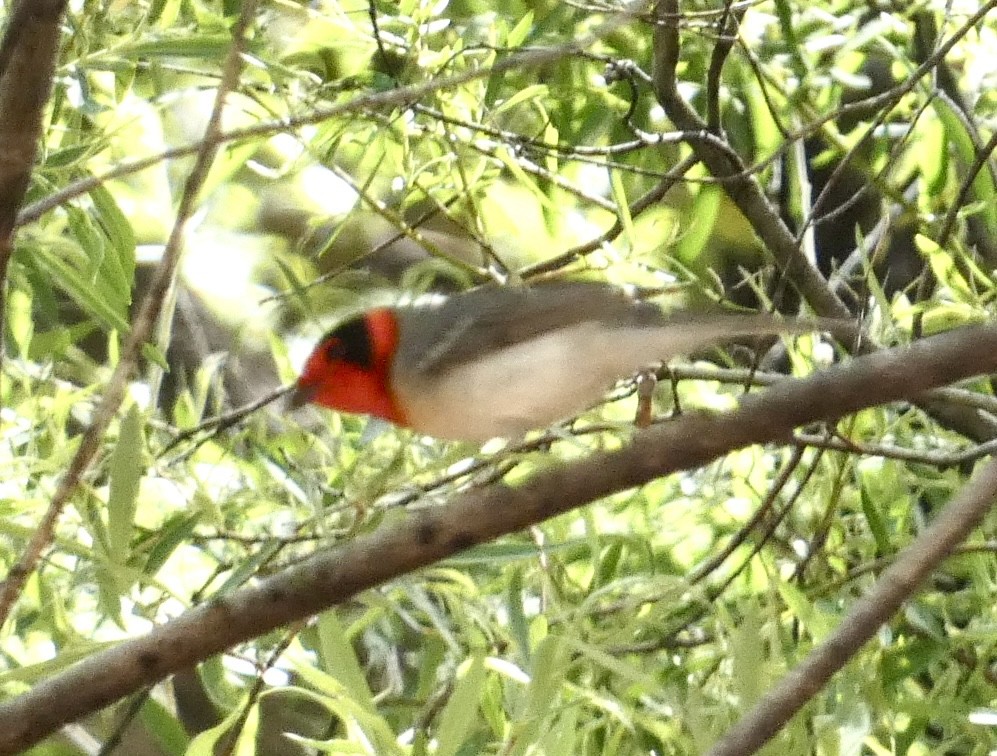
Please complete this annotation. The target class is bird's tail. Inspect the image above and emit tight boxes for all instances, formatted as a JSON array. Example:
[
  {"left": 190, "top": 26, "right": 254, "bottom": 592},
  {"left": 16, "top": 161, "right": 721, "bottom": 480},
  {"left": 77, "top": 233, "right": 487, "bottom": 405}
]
[{"left": 633, "top": 311, "right": 856, "bottom": 363}]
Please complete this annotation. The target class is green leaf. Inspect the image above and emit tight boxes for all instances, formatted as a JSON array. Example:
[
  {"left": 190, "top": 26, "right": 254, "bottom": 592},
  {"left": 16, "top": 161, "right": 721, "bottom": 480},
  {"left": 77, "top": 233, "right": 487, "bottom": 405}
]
[
  {"left": 610, "top": 169, "right": 635, "bottom": 253},
  {"left": 187, "top": 698, "right": 252, "bottom": 756},
  {"left": 118, "top": 34, "right": 234, "bottom": 59},
  {"left": 727, "top": 600, "right": 766, "bottom": 708},
  {"left": 773, "top": 0, "right": 798, "bottom": 52},
  {"left": 142, "top": 342, "right": 170, "bottom": 370},
  {"left": 140, "top": 692, "right": 191, "bottom": 755},
  {"left": 860, "top": 482, "right": 891, "bottom": 556},
  {"left": 594, "top": 539, "right": 624, "bottom": 587},
  {"left": 494, "top": 146, "right": 556, "bottom": 212},
  {"left": 934, "top": 96, "right": 997, "bottom": 242},
  {"left": 507, "top": 12, "right": 534, "bottom": 47},
  {"left": 675, "top": 183, "right": 722, "bottom": 265},
  {"left": 538, "top": 704, "right": 580, "bottom": 756},
  {"left": 442, "top": 539, "right": 579, "bottom": 566},
  {"left": 558, "top": 635, "right": 659, "bottom": 690},
  {"left": 434, "top": 653, "right": 486, "bottom": 756},
  {"left": 214, "top": 540, "right": 284, "bottom": 594},
  {"left": 777, "top": 581, "right": 836, "bottom": 641},
  {"left": 903, "top": 601, "right": 944, "bottom": 641},
  {"left": 492, "top": 85, "right": 549, "bottom": 117},
  {"left": 917, "top": 111, "right": 948, "bottom": 196},
  {"left": 89, "top": 183, "right": 136, "bottom": 292},
  {"left": 28, "top": 321, "right": 97, "bottom": 360},
  {"left": 7, "top": 287, "right": 33, "bottom": 357},
  {"left": 142, "top": 513, "right": 201, "bottom": 576},
  {"left": 289, "top": 665, "right": 403, "bottom": 755},
  {"left": 506, "top": 569, "right": 531, "bottom": 667},
  {"left": 509, "top": 635, "right": 571, "bottom": 754},
  {"left": 107, "top": 404, "right": 145, "bottom": 560},
  {"left": 27, "top": 240, "right": 131, "bottom": 334},
  {"left": 315, "top": 610, "right": 377, "bottom": 713},
  {"left": 0, "top": 640, "right": 119, "bottom": 686},
  {"left": 150, "top": 0, "right": 182, "bottom": 26}
]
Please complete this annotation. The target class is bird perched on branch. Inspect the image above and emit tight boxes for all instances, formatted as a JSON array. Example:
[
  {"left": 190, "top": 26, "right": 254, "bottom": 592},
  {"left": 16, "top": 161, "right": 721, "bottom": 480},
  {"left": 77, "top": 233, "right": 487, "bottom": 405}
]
[{"left": 291, "top": 280, "right": 841, "bottom": 442}]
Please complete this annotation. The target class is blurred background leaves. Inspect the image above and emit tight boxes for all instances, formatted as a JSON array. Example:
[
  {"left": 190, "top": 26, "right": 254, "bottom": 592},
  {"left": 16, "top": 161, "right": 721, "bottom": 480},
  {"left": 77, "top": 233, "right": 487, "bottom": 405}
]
[{"left": 3, "top": 0, "right": 997, "bottom": 754}]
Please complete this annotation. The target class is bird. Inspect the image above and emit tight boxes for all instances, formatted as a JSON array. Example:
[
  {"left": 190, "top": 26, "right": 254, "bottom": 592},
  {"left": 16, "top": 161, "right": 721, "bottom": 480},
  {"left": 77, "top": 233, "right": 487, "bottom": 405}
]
[{"left": 290, "top": 280, "right": 842, "bottom": 442}]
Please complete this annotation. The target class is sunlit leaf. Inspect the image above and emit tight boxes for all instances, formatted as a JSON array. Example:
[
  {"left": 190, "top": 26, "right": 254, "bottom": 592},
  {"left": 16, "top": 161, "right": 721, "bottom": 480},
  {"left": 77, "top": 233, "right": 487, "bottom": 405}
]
[{"left": 107, "top": 403, "right": 145, "bottom": 560}]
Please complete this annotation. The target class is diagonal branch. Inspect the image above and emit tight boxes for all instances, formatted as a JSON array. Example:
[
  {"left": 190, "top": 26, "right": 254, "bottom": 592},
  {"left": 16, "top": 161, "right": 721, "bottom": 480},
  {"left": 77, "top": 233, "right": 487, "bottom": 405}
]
[
  {"left": 706, "top": 454, "right": 997, "bottom": 756},
  {"left": 0, "top": 0, "right": 259, "bottom": 628},
  {"left": 0, "top": 0, "right": 67, "bottom": 373},
  {"left": 650, "top": 0, "right": 851, "bottom": 320},
  {"left": 2, "top": 323, "right": 997, "bottom": 753},
  {"left": 650, "top": 0, "right": 997, "bottom": 445}
]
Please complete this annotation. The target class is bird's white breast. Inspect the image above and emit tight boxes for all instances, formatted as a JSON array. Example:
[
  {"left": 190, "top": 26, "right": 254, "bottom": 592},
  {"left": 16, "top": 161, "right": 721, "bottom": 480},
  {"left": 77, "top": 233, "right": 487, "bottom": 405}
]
[{"left": 391, "top": 324, "right": 673, "bottom": 441}]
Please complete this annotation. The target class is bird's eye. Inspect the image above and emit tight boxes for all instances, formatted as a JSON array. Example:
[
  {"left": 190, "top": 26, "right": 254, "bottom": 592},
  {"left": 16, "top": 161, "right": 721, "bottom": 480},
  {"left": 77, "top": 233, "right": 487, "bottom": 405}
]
[
  {"left": 325, "top": 339, "right": 345, "bottom": 360},
  {"left": 318, "top": 318, "right": 373, "bottom": 368}
]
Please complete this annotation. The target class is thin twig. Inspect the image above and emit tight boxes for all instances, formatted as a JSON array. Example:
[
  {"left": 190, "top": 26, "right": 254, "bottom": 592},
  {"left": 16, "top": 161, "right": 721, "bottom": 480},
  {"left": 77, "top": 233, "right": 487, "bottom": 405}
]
[
  {"left": 688, "top": 446, "right": 805, "bottom": 585},
  {"left": 16, "top": 1, "right": 653, "bottom": 233},
  {"left": 936, "top": 128, "right": 997, "bottom": 249},
  {"left": 704, "top": 0, "right": 743, "bottom": 133},
  {"left": 519, "top": 155, "right": 697, "bottom": 277},
  {"left": 3, "top": 323, "right": 997, "bottom": 753},
  {"left": 706, "top": 456, "right": 997, "bottom": 756},
  {"left": 160, "top": 384, "right": 293, "bottom": 456},
  {"left": 651, "top": 0, "right": 851, "bottom": 320},
  {"left": 0, "top": 0, "right": 260, "bottom": 628},
  {"left": 709, "top": 448, "right": 824, "bottom": 599}
]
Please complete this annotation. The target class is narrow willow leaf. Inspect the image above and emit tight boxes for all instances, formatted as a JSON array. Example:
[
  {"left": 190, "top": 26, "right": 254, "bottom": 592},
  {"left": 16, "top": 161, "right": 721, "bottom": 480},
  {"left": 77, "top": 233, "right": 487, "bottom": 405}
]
[
  {"left": 610, "top": 169, "right": 635, "bottom": 252},
  {"left": 108, "top": 403, "right": 145, "bottom": 560},
  {"left": 434, "top": 653, "right": 486, "bottom": 756},
  {"left": 934, "top": 96, "right": 997, "bottom": 241},
  {"left": 316, "top": 610, "right": 378, "bottom": 713},
  {"left": 507, "top": 12, "right": 534, "bottom": 47}
]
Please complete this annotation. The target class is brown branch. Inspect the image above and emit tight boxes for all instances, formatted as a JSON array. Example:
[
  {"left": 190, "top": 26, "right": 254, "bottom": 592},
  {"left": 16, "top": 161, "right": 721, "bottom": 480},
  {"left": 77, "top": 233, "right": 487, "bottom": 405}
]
[
  {"left": 649, "top": 0, "right": 997, "bottom": 320},
  {"left": 651, "top": 0, "right": 850, "bottom": 320},
  {"left": 0, "top": 0, "right": 259, "bottom": 628},
  {"left": 649, "top": 0, "right": 997, "bottom": 445},
  {"left": 729, "top": 0, "right": 997, "bottom": 187},
  {"left": 793, "top": 431, "right": 997, "bottom": 467},
  {"left": 0, "top": 0, "right": 64, "bottom": 239},
  {"left": 18, "top": 0, "right": 993, "bottom": 246},
  {"left": 17, "top": 2, "right": 652, "bottom": 233},
  {"left": 0, "top": 0, "right": 67, "bottom": 373},
  {"left": 704, "top": 0, "right": 742, "bottom": 133},
  {"left": 688, "top": 446, "right": 805, "bottom": 585},
  {"left": 706, "top": 454, "right": 997, "bottom": 756},
  {"left": 17, "top": 143, "right": 200, "bottom": 227},
  {"left": 2, "top": 323, "right": 997, "bottom": 752}
]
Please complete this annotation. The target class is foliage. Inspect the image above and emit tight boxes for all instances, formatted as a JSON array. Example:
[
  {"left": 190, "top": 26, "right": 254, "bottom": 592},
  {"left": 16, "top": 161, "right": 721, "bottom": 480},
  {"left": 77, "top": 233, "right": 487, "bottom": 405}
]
[{"left": 2, "top": 0, "right": 997, "bottom": 754}]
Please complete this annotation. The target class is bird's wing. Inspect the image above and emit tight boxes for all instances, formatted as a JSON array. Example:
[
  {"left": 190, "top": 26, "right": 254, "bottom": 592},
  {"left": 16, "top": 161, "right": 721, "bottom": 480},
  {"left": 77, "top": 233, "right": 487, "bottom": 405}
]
[{"left": 394, "top": 281, "right": 667, "bottom": 377}]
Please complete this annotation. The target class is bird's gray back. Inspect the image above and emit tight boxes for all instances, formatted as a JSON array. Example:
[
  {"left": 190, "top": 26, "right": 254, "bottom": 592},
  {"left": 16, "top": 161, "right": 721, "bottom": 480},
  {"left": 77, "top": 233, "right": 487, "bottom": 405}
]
[{"left": 393, "top": 281, "right": 666, "bottom": 377}]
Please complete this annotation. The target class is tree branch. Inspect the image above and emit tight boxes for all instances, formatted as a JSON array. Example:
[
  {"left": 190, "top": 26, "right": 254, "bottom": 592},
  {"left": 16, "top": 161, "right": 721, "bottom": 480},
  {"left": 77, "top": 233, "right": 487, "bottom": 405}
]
[
  {"left": 0, "top": 0, "right": 67, "bottom": 374},
  {"left": 0, "top": 0, "right": 258, "bottom": 628},
  {"left": 706, "top": 454, "right": 997, "bottom": 756},
  {"left": 2, "top": 323, "right": 997, "bottom": 753},
  {"left": 650, "top": 0, "right": 997, "bottom": 446},
  {"left": 651, "top": 0, "right": 851, "bottom": 320}
]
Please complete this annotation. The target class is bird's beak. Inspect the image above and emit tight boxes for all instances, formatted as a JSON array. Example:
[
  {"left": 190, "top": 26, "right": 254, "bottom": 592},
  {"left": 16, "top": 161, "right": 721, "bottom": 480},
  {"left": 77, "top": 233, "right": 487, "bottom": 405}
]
[{"left": 287, "top": 383, "right": 316, "bottom": 410}]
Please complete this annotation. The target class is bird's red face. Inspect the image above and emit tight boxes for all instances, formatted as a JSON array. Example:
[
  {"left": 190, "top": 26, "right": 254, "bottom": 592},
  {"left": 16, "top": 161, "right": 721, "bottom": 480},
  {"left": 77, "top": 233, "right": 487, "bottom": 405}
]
[{"left": 291, "top": 309, "right": 407, "bottom": 426}]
